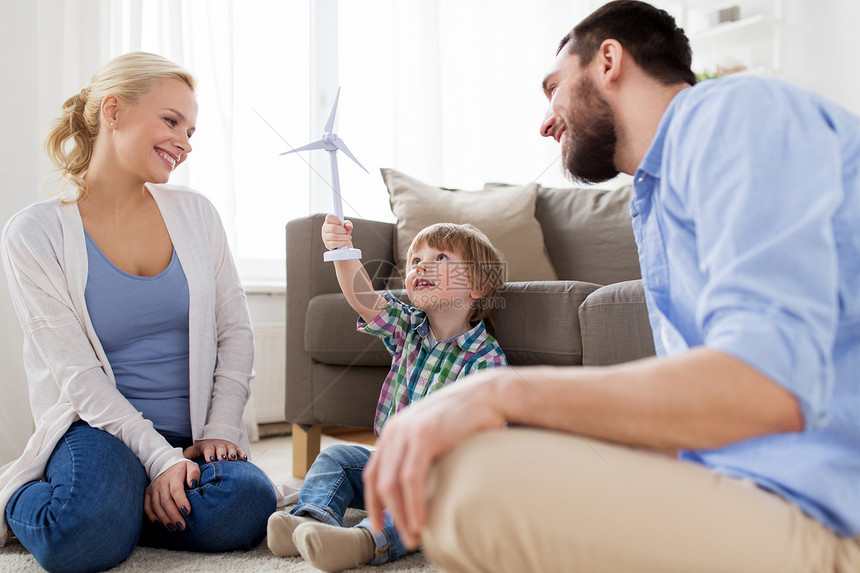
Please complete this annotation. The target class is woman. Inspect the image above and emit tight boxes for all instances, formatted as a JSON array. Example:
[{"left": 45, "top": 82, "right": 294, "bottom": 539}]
[{"left": 0, "top": 52, "right": 277, "bottom": 572}]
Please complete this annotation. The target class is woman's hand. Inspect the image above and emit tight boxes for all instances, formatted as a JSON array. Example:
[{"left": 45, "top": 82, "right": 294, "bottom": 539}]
[
  {"left": 321, "top": 214, "right": 353, "bottom": 250},
  {"left": 183, "top": 439, "right": 248, "bottom": 463},
  {"left": 144, "top": 460, "right": 200, "bottom": 531}
]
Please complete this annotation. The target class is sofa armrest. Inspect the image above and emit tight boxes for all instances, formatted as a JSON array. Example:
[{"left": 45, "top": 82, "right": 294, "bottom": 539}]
[
  {"left": 285, "top": 214, "right": 396, "bottom": 425},
  {"left": 578, "top": 279, "right": 656, "bottom": 366}
]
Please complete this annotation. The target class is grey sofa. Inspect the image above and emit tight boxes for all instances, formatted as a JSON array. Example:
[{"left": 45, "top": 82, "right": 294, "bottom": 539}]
[{"left": 285, "top": 184, "right": 656, "bottom": 477}]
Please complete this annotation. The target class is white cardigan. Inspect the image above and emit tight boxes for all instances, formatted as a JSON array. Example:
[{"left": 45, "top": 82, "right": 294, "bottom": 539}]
[{"left": 0, "top": 184, "right": 260, "bottom": 545}]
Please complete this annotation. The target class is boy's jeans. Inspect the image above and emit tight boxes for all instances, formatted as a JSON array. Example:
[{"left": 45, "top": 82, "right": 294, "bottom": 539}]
[
  {"left": 290, "top": 444, "right": 409, "bottom": 565},
  {"left": 6, "top": 421, "right": 276, "bottom": 573}
]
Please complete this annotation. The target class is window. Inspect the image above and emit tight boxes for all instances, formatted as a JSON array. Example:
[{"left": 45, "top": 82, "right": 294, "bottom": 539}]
[{"left": 110, "top": 0, "right": 596, "bottom": 285}]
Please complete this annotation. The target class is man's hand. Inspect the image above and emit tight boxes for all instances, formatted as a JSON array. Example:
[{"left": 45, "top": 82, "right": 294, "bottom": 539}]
[
  {"left": 364, "top": 349, "right": 805, "bottom": 548},
  {"left": 183, "top": 439, "right": 247, "bottom": 463},
  {"left": 321, "top": 214, "right": 353, "bottom": 250},
  {"left": 144, "top": 460, "right": 200, "bottom": 531},
  {"left": 363, "top": 370, "right": 509, "bottom": 548}
]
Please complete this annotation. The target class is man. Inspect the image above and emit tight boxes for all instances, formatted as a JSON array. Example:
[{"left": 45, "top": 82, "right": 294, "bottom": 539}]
[{"left": 363, "top": 1, "right": 860, "bottom": 571}]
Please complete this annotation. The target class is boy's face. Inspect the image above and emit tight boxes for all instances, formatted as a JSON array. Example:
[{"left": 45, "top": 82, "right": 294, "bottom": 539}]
[{"left": 405, "top": 242, "right": 484, "bottom": 314}]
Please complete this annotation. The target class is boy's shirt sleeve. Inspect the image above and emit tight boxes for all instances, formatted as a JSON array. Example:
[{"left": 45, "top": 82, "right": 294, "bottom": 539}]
[{"left": 356, "top": 293, "right": 416, "bottom": 357}]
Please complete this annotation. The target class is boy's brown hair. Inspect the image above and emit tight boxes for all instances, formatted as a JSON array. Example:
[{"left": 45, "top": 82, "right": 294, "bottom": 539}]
[{"left": 405, "top": 223, "right": 506, "bottom": 335}]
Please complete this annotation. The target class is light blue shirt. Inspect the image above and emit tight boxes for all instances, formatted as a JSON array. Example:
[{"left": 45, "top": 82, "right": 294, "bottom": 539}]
[
  {"left": 84, "top": 231, "right": 192, "bottom": 439},
  {"left": 633, "top": 75, "right": 860, "bottom": 537}
]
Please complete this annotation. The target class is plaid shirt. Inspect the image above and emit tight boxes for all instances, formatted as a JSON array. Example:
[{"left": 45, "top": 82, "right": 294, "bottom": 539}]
[{"left": 358, "top": 294, "right": 507, "bottom": 436}]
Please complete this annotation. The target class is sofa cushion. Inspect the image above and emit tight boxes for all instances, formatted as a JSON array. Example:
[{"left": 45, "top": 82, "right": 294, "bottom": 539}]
[
  {"left": 306, "top": 282, "right": 599, "bottom": 368},
  {"left": 305, "top": 293, "right": 395, "bottom": 366},
  {"left": 495, "top": 281, "right": 600, "bottom": 366},
  {"left": 537, "top": 185, "right": 641, "bottom": 284},
  {"left": 380, "top": 167, "right": 558, "bottom": 282},
  {"left": 486, "top": 183, "right": 640, "bottom": 285},
  {"left": 578, "top": 280, "right": 656, "bottom": 366}
]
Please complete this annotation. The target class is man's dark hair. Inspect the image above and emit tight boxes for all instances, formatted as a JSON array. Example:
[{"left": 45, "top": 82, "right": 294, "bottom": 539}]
[{"left": 558, "top": 0, "right": 696, "bottom": 86}]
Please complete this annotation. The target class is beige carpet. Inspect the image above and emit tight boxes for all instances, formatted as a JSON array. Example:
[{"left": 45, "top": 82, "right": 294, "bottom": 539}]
[{"left": 0, "top": 433, "right": 438, "bottom": 572}]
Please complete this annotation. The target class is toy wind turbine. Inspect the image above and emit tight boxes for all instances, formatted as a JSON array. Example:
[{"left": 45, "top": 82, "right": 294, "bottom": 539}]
[{"left": 281, "top": 87, "right": 368, "bottom": 261}]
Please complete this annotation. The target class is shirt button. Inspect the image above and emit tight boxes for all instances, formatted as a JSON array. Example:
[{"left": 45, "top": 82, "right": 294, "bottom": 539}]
[{"left": 637, "top": 175, "right": 645, "bottom": 183}]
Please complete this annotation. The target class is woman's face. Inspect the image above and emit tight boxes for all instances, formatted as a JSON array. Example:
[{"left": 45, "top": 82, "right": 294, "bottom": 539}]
[{"left": 112, "top": 77, "right": 198, "bottom": 185}]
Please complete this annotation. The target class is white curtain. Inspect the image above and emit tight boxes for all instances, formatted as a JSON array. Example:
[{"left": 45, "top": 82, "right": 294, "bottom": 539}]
[
  {"left": 335, "top": 0, "right": 595, "bottom": 225},
  {"left": 109, "top": 0, "right": 238, "bottom": 248},
  {"left": 104, "top": 0, "right": 599, "bottom": 276}
]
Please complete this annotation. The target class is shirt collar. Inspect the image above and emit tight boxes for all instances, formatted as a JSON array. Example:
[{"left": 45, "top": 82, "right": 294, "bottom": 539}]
[
  {"left": 637, "top": 86, "right": 693, "bottom": 181},
  {"left": 416, "top": 315, "right": 490, "bottom": 353},
  {"left": 450, "top": 321, "right": 490, "bottom": 353}
]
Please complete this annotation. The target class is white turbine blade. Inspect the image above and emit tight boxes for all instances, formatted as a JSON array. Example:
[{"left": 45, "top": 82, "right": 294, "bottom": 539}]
[
  {"left": 333, "top": 138, "right": 369, "bottom": 173},
  {"left": 323, "top": 87, "right": 342, "bottom": 134},
  {"left": 280, "top": 139, "right": 327, "bottom": 155}
]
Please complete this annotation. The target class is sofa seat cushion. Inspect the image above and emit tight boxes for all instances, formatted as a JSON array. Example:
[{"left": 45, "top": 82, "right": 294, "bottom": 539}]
[
  {"left": 578, "top": 280, "right": 656, "bottom": 366},
  {"left": 496, "top": 281, "right": 600, "bottom": 366},
  {"left": 306, "top": 281, "right": 601, "bottom": 368},
  {"left": 305, "top": 293, "right": 398, "bottom": 367}
]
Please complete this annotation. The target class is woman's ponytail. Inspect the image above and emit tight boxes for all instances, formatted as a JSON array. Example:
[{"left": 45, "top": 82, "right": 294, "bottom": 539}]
[{"left": 46, "top": 88, "right": 98, "bottom": 201}]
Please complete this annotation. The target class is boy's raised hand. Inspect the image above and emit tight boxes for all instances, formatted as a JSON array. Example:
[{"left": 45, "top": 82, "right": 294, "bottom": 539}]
[{"left": 321, "top": 214, "right": 354, "bottom": 250}]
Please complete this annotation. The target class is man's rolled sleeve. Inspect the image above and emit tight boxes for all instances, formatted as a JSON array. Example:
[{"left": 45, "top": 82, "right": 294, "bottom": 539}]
[{"left": 705, "top": 312, "right": 832, "bottom": 428}]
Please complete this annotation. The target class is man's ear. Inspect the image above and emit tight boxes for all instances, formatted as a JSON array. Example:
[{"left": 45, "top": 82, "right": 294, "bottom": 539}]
[
  {"left": 596, "top": 39, "right": 624, "bottom": 89},
  {"left": 101, "top": 94, "right": 120, "bottom": 128}
]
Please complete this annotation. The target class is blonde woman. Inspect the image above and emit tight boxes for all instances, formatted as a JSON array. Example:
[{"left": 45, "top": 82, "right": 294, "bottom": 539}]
[{"left": 0, "top": 52, "right": 276, "bottom": 571}]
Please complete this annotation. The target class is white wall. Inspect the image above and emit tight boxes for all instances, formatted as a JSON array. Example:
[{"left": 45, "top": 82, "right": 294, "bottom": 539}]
[
  {"left": 783, "top": 0, "right": 860, "bottom": 116},
  {"left": 245, "top": 291, "right": 287, "bottom": 426},
  {"left": 0, "top": 0, "right": 110, "bottom": 464},
  {"left": 0, "top": 1, "right": 40, "bottom": 465}
]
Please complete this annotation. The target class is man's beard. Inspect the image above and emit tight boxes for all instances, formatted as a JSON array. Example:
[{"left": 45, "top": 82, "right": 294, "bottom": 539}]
[{"left": 562, "top": 76, "right": 619, "bottom": 185}]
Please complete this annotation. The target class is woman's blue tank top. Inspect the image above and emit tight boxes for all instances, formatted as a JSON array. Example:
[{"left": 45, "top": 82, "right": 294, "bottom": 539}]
[{"left": 83, "top": 230, "right": 192, "bottom": 439}]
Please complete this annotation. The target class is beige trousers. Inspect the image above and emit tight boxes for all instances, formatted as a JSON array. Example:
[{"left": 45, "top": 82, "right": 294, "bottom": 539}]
[{"left": 422, "top": 428, "right": 860, "bottom": 573}]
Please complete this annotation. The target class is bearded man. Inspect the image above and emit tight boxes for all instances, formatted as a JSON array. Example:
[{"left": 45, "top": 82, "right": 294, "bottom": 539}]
[{"left": 362, "top": 2, "right": 860, "bottom": 571}]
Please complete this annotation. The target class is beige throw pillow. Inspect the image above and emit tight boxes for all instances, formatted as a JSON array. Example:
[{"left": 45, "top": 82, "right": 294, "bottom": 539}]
[{"left": 380, "top": 168, "right": 558, "bottom": 282}]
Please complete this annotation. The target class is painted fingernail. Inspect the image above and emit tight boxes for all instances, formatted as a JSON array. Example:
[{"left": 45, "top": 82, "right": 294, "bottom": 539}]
[
  {"left": 220, "top": 454, "right": 227, "bottom": 460},
  {"left": 190, "top": 479, "right": 199, "bottom": 488},
  {"left": 181, "top": 506, "right": 189, "bottom": 516},
  {"left": 243, "top": 455, "right": 248, "bottom": 461},
  {"left": 209, "top": 456, "right": 215, "bottom": 462},
  {"left": 176, "top": 522, "right": 184, "bottom": 532},
  {"left": 166, "top": 523, "right": 176, "bottom": 532},
  {"left": 229, "top": 454, "right": 236, "bottom": 460}
]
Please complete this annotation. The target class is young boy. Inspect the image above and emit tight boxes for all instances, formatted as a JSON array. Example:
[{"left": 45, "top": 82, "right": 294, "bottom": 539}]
[{"left": 267, "top": 214, "right": 508, "bottom": 570}]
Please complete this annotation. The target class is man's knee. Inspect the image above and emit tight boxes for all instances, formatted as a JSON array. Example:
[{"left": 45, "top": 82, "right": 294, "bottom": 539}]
[{"left": 423, "top": 430, "right": 513, "bottom": 571}]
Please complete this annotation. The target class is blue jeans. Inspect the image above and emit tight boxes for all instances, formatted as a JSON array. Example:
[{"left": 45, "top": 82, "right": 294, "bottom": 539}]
[
  {"left": 290, "top": 444, "right": 409, "bottom": 565},
  {"left": 5, "top": 421, "right": 276, "bottom": 573}
]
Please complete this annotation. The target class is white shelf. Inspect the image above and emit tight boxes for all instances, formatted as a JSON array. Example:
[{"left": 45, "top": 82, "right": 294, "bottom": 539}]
[
  {"left": 692, "top": 14, "right": 775, "bottom": 47},
  {"left": 684, "top": 1, "right": 784, "bottom": 78}
]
